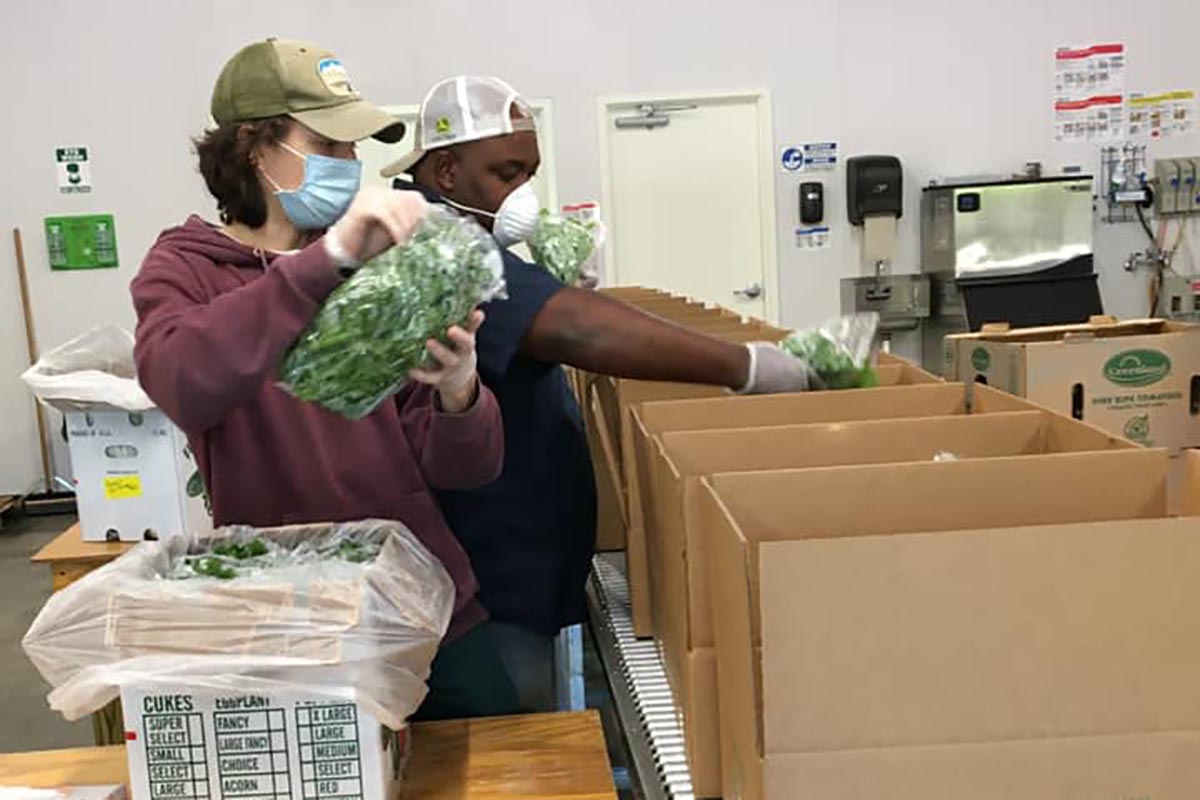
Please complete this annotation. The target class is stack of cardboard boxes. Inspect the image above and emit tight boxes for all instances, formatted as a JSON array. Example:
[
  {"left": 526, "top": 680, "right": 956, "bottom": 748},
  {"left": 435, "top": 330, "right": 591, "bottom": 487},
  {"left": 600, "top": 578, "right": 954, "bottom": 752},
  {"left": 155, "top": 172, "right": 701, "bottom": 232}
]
[
  {"left": 582, "top": 289, "right": 1200, "bottom": 799},
  {"left": 574, "top": 287, "right": 790, "bottom": 560}
]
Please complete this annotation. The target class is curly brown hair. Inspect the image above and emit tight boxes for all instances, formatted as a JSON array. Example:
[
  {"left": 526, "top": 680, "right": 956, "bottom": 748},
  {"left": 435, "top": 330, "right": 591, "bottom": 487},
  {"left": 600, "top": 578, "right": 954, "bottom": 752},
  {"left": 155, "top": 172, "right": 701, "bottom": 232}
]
[{"left": 193, "top": 116, "right": 291, "bottom": 227}]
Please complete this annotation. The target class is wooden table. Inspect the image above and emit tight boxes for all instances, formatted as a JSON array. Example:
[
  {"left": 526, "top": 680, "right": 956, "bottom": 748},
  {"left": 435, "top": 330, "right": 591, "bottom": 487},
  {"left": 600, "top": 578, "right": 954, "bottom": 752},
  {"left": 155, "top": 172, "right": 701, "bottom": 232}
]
[
  {"left": 31, "top": 522, "right": 133, "bottom": 591},
  {"left": 0, "top": 711, "right": 616, "bottom": 799}
]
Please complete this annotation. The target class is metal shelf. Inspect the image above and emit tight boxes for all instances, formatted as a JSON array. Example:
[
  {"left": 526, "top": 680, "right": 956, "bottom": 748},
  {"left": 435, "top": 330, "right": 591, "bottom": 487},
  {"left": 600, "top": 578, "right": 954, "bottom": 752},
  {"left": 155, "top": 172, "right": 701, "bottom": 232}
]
[{"left": 587, "top": 553, "right": 695, "bottom": 800}]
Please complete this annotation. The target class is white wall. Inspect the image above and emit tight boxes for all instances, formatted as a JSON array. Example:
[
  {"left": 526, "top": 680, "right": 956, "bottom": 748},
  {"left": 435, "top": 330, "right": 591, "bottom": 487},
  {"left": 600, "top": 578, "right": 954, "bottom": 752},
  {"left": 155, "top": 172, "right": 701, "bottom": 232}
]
[{"left": 3, "top": 0, "right": 1198, "bottom": 492}]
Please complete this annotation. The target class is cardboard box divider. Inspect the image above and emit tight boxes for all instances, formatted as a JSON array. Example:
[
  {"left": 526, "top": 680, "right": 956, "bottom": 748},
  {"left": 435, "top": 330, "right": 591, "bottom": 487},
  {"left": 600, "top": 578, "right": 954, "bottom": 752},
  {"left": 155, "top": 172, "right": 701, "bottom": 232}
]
[
  {"left": 599, "top": 286, "right": 672, "bottom": 299},
  {"left": 645, "top": 411, "right": 1134, "bottom": 797},
  {"left": 700, "top": 448, "right": 1200, "bottom": 800},
  {"left": 874, "top": 362, "right": 943, "bottom": 386}
]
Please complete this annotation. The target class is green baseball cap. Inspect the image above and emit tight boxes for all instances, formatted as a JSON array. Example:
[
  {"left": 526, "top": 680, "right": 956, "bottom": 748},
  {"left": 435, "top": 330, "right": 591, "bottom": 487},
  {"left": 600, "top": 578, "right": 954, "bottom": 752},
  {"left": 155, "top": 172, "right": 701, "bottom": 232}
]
[{"left": 211, "top": 38, "right": 405, "bottom": 143}]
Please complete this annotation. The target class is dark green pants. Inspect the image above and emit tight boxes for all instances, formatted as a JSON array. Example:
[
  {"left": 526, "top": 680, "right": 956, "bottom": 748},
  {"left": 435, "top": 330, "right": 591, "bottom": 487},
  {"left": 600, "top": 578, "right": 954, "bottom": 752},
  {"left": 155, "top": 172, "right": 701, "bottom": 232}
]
[{"left": 413, "top": 622, "right": 522, "bottom": 721}]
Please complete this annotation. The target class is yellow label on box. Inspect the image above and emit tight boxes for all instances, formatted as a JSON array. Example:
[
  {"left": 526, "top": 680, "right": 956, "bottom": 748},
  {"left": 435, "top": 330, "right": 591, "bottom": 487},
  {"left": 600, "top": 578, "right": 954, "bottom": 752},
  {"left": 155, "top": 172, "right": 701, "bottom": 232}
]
[{"left": 104, "top": 475, "right": 142, "bottom": 500}]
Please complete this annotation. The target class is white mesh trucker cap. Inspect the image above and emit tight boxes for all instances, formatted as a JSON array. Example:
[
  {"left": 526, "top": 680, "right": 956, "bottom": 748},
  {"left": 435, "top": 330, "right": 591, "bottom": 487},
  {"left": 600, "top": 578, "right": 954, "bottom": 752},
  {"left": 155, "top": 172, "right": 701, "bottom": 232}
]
[{"left": 380, "top": 75, "right": 536, "bottom": 178}]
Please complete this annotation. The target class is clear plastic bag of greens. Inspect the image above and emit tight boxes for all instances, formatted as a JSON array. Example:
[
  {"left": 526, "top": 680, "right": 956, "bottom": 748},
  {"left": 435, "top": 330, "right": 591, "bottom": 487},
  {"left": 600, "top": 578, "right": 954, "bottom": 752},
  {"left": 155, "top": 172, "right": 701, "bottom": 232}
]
[
  {"left": 279, "top": 206, "right": 506, "bottom": 419},
  {"left": 528, "top": 204, "right": 605, "bottom": 288},
  {"left": 781, "top": 312, "right": 881, "bottom": 390},
  {"left": 22, "top": 519, "right": 454, "bottom": 729}
]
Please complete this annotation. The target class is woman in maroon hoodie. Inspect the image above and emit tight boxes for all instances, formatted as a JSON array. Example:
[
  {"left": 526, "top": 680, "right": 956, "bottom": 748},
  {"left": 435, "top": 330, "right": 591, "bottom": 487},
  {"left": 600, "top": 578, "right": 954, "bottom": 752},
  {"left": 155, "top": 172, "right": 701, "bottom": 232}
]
[{"left": 130, "top": 39, "right": 518, "bottom": 720}]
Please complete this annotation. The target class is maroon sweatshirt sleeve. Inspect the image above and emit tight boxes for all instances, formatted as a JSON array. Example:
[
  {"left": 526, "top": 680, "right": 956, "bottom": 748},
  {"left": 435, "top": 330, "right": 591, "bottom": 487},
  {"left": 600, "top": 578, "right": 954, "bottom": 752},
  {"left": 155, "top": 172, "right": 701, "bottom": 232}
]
[
  {"left": 131, "top": 240, "right": 341, "bottom": 433},
  {"left": 397, "top": 383, "right": 505, "bottom": 491}
]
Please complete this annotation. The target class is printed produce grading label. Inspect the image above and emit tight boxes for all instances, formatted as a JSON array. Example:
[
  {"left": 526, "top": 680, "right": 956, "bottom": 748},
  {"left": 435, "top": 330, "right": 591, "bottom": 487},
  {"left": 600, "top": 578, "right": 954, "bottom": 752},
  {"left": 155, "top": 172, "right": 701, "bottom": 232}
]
[{"left": 124, "top": 687, "right": 384, "bottom": 800}]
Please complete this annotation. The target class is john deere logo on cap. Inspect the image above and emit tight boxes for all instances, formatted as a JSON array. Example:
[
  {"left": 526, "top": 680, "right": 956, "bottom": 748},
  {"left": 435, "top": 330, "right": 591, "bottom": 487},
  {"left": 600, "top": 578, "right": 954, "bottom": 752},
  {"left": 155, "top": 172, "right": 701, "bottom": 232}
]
[
  {"left": 317, "top": 58, "right": 356, "bottom": 97},
  {"left": 971, "top": 347, "right": 990, "bottom": 372},
  {"left": 1103, "top": 349, "right": 1171, "bottom": 387},
  {"left": 435, "top": 116, "right": 452, "bottom": 135}
]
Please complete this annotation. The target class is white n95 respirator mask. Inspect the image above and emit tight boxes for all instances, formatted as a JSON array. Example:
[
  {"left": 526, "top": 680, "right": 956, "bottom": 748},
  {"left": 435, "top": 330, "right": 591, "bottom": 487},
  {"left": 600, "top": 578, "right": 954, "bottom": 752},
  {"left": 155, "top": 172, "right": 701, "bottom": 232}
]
[{"left": 446, "top": 181, "right": 540, "bottom": 247}]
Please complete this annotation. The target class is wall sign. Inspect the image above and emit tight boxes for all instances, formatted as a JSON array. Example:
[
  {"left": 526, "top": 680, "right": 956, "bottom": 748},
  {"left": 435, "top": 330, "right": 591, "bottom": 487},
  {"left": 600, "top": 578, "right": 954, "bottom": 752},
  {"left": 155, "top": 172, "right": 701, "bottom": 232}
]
[
  {"left": 1053, "top": 43, "right": 1126, "bottom": 142},
  {"left": 1128, "top": 90, "right": 1196, "bottom": 139},
  {"left": 45, "top": 214, "right": 118, "bottom": 270},
  {"left": 780, "top": 142, "right": 839, "bottom": 173},
  {"left": 795, "top": 225, "right": 831, "bottom": 250},
  {"left": 56, "top": 146, "right": 93, "bottom": 194}
]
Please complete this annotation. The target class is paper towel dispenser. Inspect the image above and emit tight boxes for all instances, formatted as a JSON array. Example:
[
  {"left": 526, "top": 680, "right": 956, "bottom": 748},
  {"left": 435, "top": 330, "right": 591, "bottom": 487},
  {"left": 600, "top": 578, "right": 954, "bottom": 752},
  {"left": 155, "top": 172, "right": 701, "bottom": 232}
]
[{"left": 847, "top": 155, "right": 903, "bottom": 224}]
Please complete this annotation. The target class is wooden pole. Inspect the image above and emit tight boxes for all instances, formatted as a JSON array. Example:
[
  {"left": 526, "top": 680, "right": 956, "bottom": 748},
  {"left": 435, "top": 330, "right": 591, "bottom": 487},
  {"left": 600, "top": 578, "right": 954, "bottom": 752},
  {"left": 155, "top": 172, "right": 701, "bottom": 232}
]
[{"left": 13, "top": 227, "right": 54, "bottom": 493}]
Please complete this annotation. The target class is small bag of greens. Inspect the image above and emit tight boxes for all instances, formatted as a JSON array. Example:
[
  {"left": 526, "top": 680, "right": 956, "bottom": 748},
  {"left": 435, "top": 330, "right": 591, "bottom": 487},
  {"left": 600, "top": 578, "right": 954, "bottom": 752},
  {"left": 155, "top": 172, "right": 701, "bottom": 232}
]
[
  {"left": 528, "top": 204, "right": 605, "bottom": 288},
  {"left": 279, "top": 206, "right": 505, "bottom": 419},
  {"left": 781, "top": 312, "right": 881, "bottom": 390}
]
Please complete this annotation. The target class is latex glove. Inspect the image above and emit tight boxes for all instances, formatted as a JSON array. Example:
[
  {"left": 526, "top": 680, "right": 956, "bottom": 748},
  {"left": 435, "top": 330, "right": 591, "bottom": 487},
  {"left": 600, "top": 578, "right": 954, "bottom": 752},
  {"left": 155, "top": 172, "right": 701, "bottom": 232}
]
[
  {"left": 736, "top": 342, "right": 822, "bottom": 394},
  {"left": 409, "top": 310, "right": 485, "bottom": 413},
  {"left": 326, "top": 188, "right": 429, "bottom": 267}
]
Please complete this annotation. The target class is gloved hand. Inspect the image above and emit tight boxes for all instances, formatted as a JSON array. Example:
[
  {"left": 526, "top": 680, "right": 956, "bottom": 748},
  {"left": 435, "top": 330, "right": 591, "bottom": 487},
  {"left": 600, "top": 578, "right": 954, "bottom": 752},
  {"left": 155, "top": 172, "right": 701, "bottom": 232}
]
[
  {"left": 736, "top": 342, "right": 823, "bottom": 394},
  {"left": 409, "top": 309, "right": 485, "bottom": 412},
  {"left": 326, "top": 188, "right": 429, "bottom": 267}
]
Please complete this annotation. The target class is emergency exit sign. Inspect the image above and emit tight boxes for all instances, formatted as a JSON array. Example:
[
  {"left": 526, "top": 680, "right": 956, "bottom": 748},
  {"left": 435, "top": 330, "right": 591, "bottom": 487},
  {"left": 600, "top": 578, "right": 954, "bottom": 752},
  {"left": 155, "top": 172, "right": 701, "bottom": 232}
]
[{"left": 56, "top": 147, "right": 92, "bottom": 194}]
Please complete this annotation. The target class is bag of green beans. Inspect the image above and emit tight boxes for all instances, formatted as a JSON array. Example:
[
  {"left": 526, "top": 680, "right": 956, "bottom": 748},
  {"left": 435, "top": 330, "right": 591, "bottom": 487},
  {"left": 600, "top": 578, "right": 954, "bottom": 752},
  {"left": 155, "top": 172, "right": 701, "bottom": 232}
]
[
  {"left": 528, "top": 207, "right": 604, "bottom": 288},
  {"left": 279, "top": 207, "right": 505, "bottom": 418},
  {"left": 781, "top": 313, "right": 881, "bottom": 390}
]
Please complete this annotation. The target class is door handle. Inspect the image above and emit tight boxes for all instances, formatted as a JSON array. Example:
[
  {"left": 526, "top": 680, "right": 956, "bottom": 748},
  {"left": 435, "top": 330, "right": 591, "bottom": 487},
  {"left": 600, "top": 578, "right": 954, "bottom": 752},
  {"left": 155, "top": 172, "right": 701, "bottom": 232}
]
[{"left": 734, "top": 282, "right": 763, "bottom": 299}]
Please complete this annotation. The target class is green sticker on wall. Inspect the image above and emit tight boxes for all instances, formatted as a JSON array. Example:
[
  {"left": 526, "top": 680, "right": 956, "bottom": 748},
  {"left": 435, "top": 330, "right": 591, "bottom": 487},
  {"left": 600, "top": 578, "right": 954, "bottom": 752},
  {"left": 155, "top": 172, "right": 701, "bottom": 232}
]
[{"left": 44, "top": 214, "right": 118, "bottom": 270}]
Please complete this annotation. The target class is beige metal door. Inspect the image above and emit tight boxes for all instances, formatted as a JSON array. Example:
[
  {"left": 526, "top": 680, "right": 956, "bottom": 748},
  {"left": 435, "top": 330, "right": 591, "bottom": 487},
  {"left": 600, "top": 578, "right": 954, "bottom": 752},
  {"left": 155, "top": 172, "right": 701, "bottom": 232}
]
[{"left": 599, "top": 91, "right": 777, "bottom": 319}]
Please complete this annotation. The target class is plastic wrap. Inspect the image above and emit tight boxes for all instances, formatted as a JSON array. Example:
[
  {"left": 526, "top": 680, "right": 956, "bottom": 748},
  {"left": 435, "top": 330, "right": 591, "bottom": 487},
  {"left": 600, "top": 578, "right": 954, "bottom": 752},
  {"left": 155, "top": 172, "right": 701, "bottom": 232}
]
[
  {"left": 528, "top": 208, "right": 605, "bottom": 288},
  {"left": 781, "top": 312, "right": 881, "bottom": 389},
  {"left": 22, "top": 519, "right": 454, "bottom": 730},
  {"left": 279, "top": 206, "right": 506, "bottom": 419},
  {"left": 0, "top": 790, "right": 124, "bottom": 800},
  {"left": 21, "top": 325, "right": 155, "bottom": 412}
]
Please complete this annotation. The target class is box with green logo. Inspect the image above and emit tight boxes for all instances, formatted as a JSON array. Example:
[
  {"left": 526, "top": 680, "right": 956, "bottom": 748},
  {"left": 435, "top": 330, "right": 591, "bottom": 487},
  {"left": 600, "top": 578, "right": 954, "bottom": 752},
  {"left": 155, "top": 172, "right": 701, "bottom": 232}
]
[{"left": 945, "top": 318, "right": 1200, "bottom": 449}]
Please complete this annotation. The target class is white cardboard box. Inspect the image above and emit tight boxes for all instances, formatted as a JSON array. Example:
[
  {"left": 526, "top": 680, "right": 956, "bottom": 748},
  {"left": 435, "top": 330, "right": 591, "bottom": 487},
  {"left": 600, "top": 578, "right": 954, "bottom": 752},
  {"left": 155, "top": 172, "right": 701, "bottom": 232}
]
[
  {"left": 121, "top": 684, "right": 406, "bottom": 800},
  {"left": 66, "top": 409, "right": 211, "bottom": 542}
]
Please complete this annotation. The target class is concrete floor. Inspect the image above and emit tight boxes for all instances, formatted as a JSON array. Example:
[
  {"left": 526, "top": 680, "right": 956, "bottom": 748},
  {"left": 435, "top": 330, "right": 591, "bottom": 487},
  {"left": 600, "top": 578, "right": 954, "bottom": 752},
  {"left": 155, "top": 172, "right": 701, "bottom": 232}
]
[{"left": 0, "top": 512, "right": 93, "bottom": 752}]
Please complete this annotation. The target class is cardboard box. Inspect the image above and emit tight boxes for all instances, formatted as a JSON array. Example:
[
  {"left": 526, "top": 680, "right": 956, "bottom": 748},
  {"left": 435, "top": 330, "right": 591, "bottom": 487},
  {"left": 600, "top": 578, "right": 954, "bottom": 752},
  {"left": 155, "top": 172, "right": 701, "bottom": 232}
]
[
  {"left": 874, "top": 362, "right": 942, "bottom": 385},
  {"left": 945, "top": 318, "right": 1200, "bottom": 449},
  {"left": 65, "top": 409, "right": 211, "bottom": 542},
  {"left": 648, "top": 411, "right": 1132, "bottom": 796},
  {"left": 700, "top": 449, "right": 1200, "bottom": 800},
  {"left": 623, "top": 383, "right": 1037, "bottom": 634},
  {"left": 584, "top": 375, "right": 629, "bottom": 551},
  {"left": 106, "top": 578, "right": 359, "bottom": 661},
  {"left": 121, "top": 683, "right": 406, "bottom": 800},
  {"left": 678, "top": 647, "right": 721, "bottom": 797},
  {"left": 577, "top": 297, "right": 782, "bottom": 551},
  {"left": 600, "top": 354, "right": 937, "bottom": 615},
  {"left": 599, "top": 286, "right": 673, "bottom": 301}
]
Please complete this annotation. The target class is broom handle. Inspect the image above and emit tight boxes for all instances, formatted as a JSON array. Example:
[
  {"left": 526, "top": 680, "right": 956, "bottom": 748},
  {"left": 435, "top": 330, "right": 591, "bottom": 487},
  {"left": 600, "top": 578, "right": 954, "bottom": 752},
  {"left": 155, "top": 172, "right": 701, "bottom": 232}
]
[{"left": 13, "top": 227, "right": 54, "bottom": 493}]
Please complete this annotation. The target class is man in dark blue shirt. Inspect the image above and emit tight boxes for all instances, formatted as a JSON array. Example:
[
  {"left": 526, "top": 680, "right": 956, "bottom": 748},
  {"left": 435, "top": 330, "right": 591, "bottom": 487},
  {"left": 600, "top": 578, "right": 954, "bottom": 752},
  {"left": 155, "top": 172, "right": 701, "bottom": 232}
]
[{"left": 384, "top": 77, "right": 813, "bottom": 712}]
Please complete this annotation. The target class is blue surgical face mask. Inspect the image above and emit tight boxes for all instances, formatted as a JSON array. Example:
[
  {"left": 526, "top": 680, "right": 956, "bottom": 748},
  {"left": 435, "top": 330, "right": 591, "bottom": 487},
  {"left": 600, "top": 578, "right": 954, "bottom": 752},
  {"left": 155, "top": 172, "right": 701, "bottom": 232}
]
[{"left": 262, "top": 141, "right": 362, "bottom": 230}]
